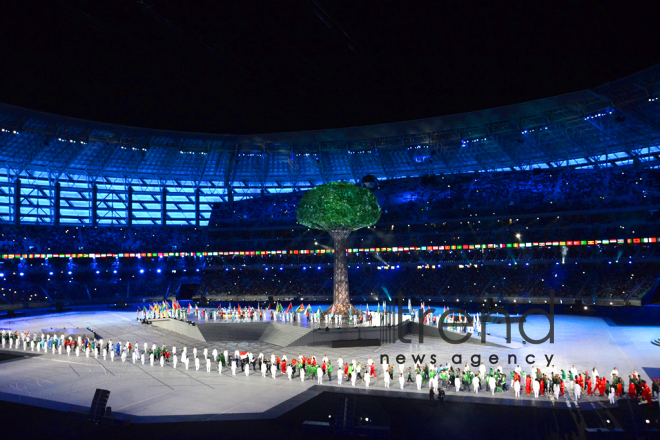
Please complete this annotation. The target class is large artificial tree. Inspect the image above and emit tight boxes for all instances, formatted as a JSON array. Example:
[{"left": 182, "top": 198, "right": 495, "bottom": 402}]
[{"left": 297, "top": 181, "right": 381, "bottom": 317}]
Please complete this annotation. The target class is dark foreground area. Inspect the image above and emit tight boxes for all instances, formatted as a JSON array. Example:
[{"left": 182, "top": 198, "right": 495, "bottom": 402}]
[{"left": 2, "top": 392, "right": 659, "bottom": 440}]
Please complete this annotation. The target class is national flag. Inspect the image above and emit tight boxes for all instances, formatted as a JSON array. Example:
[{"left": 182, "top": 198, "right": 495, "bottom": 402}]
[
  {"left": 286, "top": 303, "right": 292, "bottom": 313},
  {"left": 137, "top": 307, "right": 140, "bottom": 314},
  {"left": 376, "top": 302, "right": 380, "bottom": 314},
  {"left": 276, "top": 303, "right": 283, "bottom": 313},
  {"left": 238, "top": 304, "right": 242, "bottom": 315},
  {"left": 296, "top": 303, "right": 305, "bottom": 313},
  {"left": 266, "top": 303, "right": 271, "bottom": 310},
  {"left": 188, "top": 303, "right": 192, "bottom": 314},
  {"left": 330, "top": 304, "right": 335, "bottom": 315},
  {"left": 217, "top": 302, "right": 222, "bottom": 309},
  {"left": 239, "top": 351, "right": 248, "bottom": 360}
]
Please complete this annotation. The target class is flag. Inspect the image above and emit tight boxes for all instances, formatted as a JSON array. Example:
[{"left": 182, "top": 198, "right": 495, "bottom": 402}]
[
  {"left": 267, "top": 303, "right": 271, "bottom": 310},
  {"left": 137, "top": 307, "right": 140, "bottom": 314},
  {"left": 276, "top": 303, "right": 283, "bottom": 313},
  {"left": 330, "top": 304, "right": 335, "bottom": 315},
  {"left": 296, "top": 303, "right": 305, "bottom": 313},
  {"left": 408, "top": 299, "right": 412, "bottom": 315},
  {"left": 316, "top": 307, "right": 321, "bottom": 316},
  {"left": 376, "top": 302, "right": 380, "bottom": 314},
  {"left": 286, "top": 303, "right": 292, "bottom": 313},
  {"left": 238, "top": 304, "right": 242, "bottom": 315},
  {"left": 239, "top": 351, "right": 248, "bottom": 360}
]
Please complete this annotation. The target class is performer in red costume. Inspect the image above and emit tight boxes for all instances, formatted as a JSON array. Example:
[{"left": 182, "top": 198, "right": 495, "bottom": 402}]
[
  {"left": 629, "top": 381, "right": 637, "bottom": 399},
  {"left": 525, "top": 375, "right": 532, "bottom": 395}
]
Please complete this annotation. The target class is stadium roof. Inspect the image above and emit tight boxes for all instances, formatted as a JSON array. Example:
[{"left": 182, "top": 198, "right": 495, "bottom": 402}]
[{"left": 0, "top": 64, "right": 659, "bottom": 185}]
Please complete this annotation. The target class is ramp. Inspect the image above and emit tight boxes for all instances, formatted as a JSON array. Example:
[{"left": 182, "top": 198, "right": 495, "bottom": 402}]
[
  {"left": 195, "top": 322, "right": 312, "bottom": 347},
  {"left": 258, "top": 324, "right": 313, "bottom": 347}
]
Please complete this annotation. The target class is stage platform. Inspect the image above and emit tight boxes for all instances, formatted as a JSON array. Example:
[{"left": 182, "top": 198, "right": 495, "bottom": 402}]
[{"left": 0, "top": 309, "right": 658, "bottom": 422}]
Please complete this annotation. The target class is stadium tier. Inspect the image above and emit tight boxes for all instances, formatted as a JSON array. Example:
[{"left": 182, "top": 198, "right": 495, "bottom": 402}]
[{"left": 0, "top": 65, "right": 659, "bottom": 308}]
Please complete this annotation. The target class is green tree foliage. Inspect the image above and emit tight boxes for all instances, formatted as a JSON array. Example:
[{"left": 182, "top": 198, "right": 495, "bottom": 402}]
[{"left": 297, "top": 181, "right": 381, "bottom": 231}]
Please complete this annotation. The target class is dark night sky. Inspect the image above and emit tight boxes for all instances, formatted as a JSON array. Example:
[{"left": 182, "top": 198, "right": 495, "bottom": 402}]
[{"left": 0, "top": 1, "right": 659, "bottom": 135}]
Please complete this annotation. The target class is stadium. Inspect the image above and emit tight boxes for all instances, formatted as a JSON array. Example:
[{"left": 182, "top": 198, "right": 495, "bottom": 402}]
[{"left": 1, "top": 3, "right": 660, "bottom": 439}]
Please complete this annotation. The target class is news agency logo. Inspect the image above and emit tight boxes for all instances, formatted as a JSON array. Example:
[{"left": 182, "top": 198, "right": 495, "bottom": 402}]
[{"left": 396, "top": 290, "right": 554, "bottom": 345}]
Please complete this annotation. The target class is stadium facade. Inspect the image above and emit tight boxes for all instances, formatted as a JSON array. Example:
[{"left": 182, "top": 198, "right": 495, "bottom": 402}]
[{"left": 0, "top": 65, "right": 658, "bottom": 227}]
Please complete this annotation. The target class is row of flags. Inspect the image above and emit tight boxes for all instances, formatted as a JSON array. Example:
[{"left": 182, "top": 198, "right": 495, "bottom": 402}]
[{"left": 138, "top": 300, "right": 481, "bottom": 326}]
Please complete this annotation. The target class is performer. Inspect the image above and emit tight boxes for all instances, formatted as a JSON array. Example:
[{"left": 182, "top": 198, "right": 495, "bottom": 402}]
[
  {"left": 195, "top": 356, "right": 200, "bottom": 371},
  {"left": 533, "top": 379, "right": 540, "bottom": 398},
  {"left": 514, "top": 378, "right": 521, "bottom": 397},
  {"left": 472, "top": 375, "right": 480, "bottom": 394},
  {"left": 173, "top": 354, "right": 178, "bottom": 369},
  {"left": 525, "top": 374, "right": 531, "bottom": 395}
]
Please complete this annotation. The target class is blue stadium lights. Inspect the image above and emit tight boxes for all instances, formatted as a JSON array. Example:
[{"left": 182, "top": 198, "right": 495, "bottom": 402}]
[
  {"left": 265, "top": 267, "right": 268, "bottom": 271},
  {"left": 0, "top": 273, "right": 3, "bottom": 277},
  {"left": 0, "top": 128, "right": 19, "bottom": 134},
  {"left": 139, "top": 269, "right": 144, "bottom": 274},
  {"left": 19, "top": 272, "right": 24, "bottom": 276},
  {"left": 649, "top": 97, "right": 659, "bottom": 102},
  {"left": 113, "top": 270, "right": 117, "bottom": 274},
  {"left": 461, "top": 138, "right": 487, "bottom": 147},
  {"left": 317, "top": 266, "right": 321, "bottom": 270},
  {"left": 584, "top": 110, "right": 614, "bottom": 120},
  {"left": 67, "top": 271, "right": 72, "bottom": 275},
  {"left": 157, "top": 269, "right": 161, "bottom": 273},
  {"left": 279, "top": 267, "right": 283, "bottom": 271},
  {"left": 56, "top": 138, "right": 86, "bottom": 145},
  {"left": 96, "top": 270, "right": 100, "bottom": 274},
  {"left": 302, "top": 266, "right": 307, "bottom": 270},
  {"left": 49, "top": 272, "right": 53, "bottom": 276},
  {"left": 521, "top": 126, "right": 548, "bottom": 134}
]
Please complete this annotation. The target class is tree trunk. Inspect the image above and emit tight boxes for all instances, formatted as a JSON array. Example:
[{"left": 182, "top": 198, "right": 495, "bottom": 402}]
[{"left": 330, "top": 229, "right": 351, "bottom": 317}]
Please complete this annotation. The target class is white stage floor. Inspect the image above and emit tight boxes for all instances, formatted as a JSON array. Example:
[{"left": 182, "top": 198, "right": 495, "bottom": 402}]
[{"left": 0, "top": 310, "right": 658, "bottom": 422}]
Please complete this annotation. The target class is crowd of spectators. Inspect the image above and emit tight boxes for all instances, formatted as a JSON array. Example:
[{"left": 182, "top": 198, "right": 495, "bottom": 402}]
[
  {"left": 1, "top": 259, "right": 656, "bottom": 304},
  {"left": 207, "top": 166, "right": 660, "bottom": 228}
]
